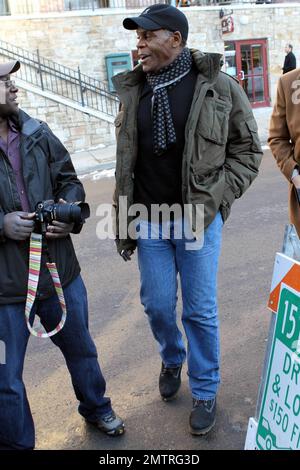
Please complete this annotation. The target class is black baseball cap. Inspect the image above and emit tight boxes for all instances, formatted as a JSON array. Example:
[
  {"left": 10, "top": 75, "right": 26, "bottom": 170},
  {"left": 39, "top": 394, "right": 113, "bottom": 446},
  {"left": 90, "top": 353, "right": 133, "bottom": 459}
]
[{"left": 123, "top": 4, "right": 189, "bottom": 41}]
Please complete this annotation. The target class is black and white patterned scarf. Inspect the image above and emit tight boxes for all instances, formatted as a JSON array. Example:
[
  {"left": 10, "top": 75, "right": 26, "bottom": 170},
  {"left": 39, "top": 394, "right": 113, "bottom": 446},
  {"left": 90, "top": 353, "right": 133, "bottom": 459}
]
[{"left": 146, "top": 47, "right": 192, "bottom": 156}]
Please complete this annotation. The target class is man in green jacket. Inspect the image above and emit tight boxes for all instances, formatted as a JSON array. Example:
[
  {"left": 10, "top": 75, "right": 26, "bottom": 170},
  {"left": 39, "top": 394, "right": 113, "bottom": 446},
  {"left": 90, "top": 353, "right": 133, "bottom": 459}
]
[{"left": 113, "top": 4, "right": 262, "bottom": 435}]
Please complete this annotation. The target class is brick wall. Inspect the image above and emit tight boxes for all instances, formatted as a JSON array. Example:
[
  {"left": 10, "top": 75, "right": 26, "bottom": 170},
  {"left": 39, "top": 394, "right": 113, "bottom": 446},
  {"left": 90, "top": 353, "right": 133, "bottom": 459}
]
[
  {"left": 1, "top": 5, "right": 300, "bottom": 103},
  {"left": 1, "top": 4, "right": 300, "bottom": 150},
  {"left": 17, "top": 87, "right": 115, "bottom": 153}
]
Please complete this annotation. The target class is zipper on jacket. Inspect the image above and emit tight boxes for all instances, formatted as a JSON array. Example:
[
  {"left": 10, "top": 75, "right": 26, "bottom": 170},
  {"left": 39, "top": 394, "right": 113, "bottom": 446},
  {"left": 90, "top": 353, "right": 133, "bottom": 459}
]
[
  {"left": 118, "top": 85, "right": 142, "bottom": 195},
  {"left": 183, "top": 80, "right": 210, "bottom": 205},
  {"left": 2, "top": 154, "right": 16, "bottom": 211},
  {"left": 19, "top": 136, "right": 32, "bottom": 209}
]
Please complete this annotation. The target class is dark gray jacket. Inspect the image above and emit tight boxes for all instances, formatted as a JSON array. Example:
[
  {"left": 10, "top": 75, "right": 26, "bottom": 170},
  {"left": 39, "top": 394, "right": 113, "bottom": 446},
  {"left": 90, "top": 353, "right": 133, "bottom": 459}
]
[{"left": 0, "top": 109, "right": 84, "bottom": 304}]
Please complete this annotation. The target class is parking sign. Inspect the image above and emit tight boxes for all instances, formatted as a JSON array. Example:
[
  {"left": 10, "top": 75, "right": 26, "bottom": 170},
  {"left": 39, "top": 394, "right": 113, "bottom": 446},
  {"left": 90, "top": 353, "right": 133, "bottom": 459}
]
[{"left": 256, "top": 281, "right": 300, "bottom": 450}]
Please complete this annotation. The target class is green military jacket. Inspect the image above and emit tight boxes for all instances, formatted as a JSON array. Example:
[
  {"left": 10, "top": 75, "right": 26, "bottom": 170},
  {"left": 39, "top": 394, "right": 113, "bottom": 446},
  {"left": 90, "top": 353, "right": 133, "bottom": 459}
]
[{"left": 112, "top": 49, "right": 263, "bottom": 254}]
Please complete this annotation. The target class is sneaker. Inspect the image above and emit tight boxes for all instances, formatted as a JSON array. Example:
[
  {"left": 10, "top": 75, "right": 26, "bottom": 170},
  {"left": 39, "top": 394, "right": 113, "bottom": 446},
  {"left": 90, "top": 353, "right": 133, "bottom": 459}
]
[
  {"left": 189, "top": 398, "right": 216, "bottom": 436},
  {"left": 159, "top": 363, "right": 182, "bottom": 401},
  {"left": 86, "top": 410, "right": 125, "bottom": 437}
]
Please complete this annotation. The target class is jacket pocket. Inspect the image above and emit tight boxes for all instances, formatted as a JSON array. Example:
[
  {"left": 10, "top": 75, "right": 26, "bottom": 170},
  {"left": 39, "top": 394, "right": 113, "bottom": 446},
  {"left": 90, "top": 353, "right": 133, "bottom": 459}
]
[
  {"left": 193, "top": 166, "right": 223, "bottom": 185},
  {"left": 197, "top": 95, "right": 231, "bottom": 146},
  {"left": 192, "top": 95, "right": 231, "bottom": 175},
  {"left": 220, "top": 199, "right": 231, "bottom": 223},
  {"left": 245, "top": 117, "right": 261, "bottom": 153},
  {"left": 114, "top": 110, "right": 124, "bottom": 139},
  {"left": 114, "top": 111, "right": 123, "bottom": 128}
]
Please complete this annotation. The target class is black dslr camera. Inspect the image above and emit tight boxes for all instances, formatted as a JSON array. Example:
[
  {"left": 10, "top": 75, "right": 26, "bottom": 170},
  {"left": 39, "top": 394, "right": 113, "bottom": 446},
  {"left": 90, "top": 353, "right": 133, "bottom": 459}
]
[{"left": 34, "top": 199, "right": 90, "bottom": 233}]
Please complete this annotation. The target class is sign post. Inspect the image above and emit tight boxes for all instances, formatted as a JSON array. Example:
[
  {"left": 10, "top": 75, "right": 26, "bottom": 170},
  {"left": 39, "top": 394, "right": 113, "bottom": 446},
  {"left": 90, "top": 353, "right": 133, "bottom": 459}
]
[
  {"left": 245, "top": 225, "right": 300, "bottom": 450},
  {"left": 256, "top": 282, "right": 300, "bottom": 450}
]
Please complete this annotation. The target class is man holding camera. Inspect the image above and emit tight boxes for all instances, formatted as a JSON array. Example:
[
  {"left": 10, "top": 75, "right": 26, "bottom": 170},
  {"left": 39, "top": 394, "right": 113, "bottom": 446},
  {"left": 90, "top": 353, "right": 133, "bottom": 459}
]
[
  {"left": 269, "top": 68, "right": 300, "bottom": 235},
  {"left": 0, "top": 61, "right": 124, "bottom": 450}
]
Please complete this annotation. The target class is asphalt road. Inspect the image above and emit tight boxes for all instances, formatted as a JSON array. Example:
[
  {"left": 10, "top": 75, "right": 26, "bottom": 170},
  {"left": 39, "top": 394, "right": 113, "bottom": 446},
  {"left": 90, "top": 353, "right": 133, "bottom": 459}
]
[{"left": 24, "top": 149, "right": 289, "bottom": 450}]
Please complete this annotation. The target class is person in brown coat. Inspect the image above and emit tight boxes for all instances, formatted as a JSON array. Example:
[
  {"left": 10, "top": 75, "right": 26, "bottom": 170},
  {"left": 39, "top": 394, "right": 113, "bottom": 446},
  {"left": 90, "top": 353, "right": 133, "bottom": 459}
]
[{"left": 269, "top": 68, "right": 300, "bottom": 235}]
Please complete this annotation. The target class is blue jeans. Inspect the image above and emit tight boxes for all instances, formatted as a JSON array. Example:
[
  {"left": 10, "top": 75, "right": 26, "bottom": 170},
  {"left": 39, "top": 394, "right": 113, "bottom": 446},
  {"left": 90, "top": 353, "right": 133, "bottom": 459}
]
[
  {"left": 137, "top": 212, "right": 223, "bottom": 401},
  {"left": 0, "top": 275, "right": 112, "bottom": 450}
]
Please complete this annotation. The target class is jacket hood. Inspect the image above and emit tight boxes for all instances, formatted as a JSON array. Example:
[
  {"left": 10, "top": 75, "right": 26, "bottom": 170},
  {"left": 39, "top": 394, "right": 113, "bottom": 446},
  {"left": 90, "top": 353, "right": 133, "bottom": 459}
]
[{"left": 113, "top": 48, "right": 223, "bottom": 93}]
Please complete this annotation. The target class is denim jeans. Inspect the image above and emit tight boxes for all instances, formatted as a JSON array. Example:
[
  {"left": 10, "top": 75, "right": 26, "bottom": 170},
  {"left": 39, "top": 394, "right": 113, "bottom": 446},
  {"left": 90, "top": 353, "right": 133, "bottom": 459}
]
[
  {"left": 0, "top": 275, "right": 112, "bottom": 450},
  {"left": 137, "top": 212, "right": 223, "bottom": 401}
]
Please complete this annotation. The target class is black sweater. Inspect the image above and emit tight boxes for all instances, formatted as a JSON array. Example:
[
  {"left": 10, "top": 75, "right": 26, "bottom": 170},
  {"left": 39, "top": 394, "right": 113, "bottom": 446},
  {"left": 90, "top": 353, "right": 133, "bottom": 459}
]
[{"left": 134, "top": 66, "right": 198, "bottom": 218}]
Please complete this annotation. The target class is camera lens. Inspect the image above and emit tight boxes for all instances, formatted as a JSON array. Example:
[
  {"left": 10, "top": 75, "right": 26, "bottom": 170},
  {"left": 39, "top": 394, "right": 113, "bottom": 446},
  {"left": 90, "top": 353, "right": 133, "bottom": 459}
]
[{"left": 54, "top": 202, "right": 90, "bottom": 225}]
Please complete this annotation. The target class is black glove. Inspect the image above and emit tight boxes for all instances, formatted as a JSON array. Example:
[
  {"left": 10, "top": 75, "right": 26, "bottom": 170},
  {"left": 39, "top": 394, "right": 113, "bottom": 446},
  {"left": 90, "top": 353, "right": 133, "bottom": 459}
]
[{"left": 120, "top": 249, "right": 133, "bottom": 262}]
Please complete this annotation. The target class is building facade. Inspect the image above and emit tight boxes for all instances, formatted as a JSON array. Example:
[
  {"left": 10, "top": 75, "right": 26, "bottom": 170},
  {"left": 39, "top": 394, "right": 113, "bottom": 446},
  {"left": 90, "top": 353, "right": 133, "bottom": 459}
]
[
  {"left": 0, "top": 2, "right": 299, "bottom": 149},
  {"left": 1, "top": 3, "right": 299, "bottom": 105}
]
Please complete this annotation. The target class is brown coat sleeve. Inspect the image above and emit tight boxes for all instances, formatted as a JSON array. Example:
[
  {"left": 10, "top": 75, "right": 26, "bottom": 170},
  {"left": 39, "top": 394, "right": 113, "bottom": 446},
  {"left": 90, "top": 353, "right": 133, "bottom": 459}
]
[{"left": 268, "top": 77, "right": 296, "bottom": 180}]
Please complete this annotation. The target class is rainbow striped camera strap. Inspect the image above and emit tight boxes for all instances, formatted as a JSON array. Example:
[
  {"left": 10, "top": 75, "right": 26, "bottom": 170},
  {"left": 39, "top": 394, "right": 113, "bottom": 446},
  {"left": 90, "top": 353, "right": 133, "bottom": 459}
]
[{"left": 25, "top": 232, "right": 67, "bottom": 338}]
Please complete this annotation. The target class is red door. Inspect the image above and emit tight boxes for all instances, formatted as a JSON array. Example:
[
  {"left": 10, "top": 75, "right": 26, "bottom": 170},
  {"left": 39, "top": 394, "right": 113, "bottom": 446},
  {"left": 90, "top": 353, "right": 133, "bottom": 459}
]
[{"left": 225, "top": 39, "right": 270, "bottom": 108}]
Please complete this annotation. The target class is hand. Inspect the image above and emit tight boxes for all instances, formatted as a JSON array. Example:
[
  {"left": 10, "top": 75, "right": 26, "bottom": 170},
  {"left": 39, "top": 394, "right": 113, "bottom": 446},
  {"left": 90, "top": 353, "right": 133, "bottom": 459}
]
[
  {"left": 120, "top": 249, "right": 133, "bottom": 262},
  {"left": 292, "top": 174, "right": 300, "bottom": 189},
  {"left": 46, "top": 198, "right": 74, "bottom": 239},
  {"left": 3, "top": 211, "right": 35, "bottom": 240}
]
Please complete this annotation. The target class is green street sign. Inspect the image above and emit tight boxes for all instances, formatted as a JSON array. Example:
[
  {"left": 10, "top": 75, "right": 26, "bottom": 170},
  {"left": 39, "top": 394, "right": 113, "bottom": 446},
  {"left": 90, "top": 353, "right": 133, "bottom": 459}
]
[{"left": 256, "top": 286, "right": 300, "bottom": 450}]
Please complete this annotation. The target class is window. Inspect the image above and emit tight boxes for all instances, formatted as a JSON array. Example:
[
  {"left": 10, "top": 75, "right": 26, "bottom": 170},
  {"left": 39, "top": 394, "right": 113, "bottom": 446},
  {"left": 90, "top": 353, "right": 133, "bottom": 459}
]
[
  {"left": 0, "top": 0, "right": 10, "bottom": 15},
  {"left": 224, "top": 41, "right": 237, "bottom": 78},
  {"left": 64, "top": 0, "right": 102, "bottom": 10}
]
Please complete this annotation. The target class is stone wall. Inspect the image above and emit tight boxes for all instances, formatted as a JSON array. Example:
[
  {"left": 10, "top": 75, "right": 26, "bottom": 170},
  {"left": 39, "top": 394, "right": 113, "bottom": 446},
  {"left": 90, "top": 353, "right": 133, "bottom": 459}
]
[
  {"left": 0, "top": 5, "right": 299, "bottom": 103},
  {"left": 17, "top": 87, "right": 115, "bottom": 153},
  {"left": 1, "top": 4, "right": 300, "bottom": 151}
]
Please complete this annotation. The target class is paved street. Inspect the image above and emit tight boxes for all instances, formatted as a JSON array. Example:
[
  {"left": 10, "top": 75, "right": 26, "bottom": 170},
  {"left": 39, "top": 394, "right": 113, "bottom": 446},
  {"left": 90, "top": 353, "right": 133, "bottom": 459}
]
[{"left": 24, "top": 149, "right": 289, "bottom": 450}]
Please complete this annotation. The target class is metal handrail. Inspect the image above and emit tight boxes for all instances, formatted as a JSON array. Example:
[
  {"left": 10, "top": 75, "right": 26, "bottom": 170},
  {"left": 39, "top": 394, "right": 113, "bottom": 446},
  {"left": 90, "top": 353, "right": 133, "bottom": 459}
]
[{"left": 0, "top": 39, "right": 119, "bottom": 117}]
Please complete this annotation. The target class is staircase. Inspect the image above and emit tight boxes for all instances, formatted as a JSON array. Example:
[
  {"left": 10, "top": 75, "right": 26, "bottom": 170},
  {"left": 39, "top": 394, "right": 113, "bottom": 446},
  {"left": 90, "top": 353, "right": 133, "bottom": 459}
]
[{"left": 0, "top": 39, "right": 119, "bottom": 120}]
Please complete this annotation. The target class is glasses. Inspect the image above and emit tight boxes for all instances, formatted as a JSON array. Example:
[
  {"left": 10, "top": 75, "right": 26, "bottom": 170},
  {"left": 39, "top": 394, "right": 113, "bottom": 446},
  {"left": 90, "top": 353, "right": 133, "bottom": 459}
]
[{"left": 0, "top": 80, "right": 16, "bottom": 89}]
